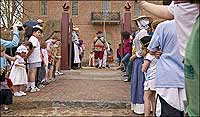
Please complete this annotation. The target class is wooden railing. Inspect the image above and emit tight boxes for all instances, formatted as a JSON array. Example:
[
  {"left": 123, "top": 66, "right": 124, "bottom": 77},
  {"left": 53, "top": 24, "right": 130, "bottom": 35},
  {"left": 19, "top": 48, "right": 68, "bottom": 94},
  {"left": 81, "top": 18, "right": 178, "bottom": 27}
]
[{"left": 91, "top": 12, "right": 120, "bottom": 24}]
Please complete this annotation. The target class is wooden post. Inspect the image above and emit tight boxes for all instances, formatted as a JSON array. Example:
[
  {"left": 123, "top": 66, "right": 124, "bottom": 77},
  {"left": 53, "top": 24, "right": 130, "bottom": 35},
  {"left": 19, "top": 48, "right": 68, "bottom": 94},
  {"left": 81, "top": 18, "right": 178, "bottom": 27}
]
[
  {"left": 61, "top": 2, "right": 69, "bottom": 70},
  {"left": 121, "top": 23, "right": 124, "bottom": 58},
  {"left": 123, "top": 1, "right": 132, "bottom": 33},
  {"left": 69, "top": 19, "right": 73, "bottom": 70}
]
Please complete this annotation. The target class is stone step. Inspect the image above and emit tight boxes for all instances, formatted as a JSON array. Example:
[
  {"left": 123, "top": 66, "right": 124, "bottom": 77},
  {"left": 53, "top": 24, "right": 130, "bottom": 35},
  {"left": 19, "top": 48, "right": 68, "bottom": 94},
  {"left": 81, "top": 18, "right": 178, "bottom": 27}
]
[
  {"left": 1, "top": 107, "right": 134, "bottom": 116},
  {"left": 11, "top": 100, "right": 130, "bottom": 110}
]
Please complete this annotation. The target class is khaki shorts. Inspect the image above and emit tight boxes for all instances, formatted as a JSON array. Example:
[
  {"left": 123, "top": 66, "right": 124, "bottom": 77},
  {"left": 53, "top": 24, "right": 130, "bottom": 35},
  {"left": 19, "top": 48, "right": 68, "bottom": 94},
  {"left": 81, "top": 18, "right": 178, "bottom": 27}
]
[
  {"left": 144, "top": 79, "right": 156, "bottom": 91},
  {"left": 27, "top": 62, "right": 41, "bottom": 69}
]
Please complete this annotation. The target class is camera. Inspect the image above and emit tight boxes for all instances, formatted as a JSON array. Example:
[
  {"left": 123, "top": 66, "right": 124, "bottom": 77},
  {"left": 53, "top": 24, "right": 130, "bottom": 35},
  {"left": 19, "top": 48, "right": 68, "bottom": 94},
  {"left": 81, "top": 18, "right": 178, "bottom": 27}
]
[
  {"left": 10, "top": 22, "right": 24, "bottom": 31},
  {"left": 10, "top": 26, "right": 23, "bottom": 31}
]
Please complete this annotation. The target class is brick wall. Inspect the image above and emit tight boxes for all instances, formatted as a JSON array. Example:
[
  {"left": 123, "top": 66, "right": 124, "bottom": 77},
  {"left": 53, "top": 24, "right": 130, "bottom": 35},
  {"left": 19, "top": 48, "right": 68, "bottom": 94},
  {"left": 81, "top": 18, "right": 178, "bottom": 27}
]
[{"left": 23, "top": 1, "right": 163, "bottom": 64}]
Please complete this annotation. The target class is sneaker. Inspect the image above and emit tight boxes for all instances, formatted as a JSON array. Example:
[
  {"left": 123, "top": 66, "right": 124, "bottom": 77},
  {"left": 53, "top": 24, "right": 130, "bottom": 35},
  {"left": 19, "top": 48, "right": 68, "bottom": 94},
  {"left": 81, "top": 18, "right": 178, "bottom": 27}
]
[
  {"left": 25, "top": 87, "right": 31, "bottom": 92},
  {"left": 122, "top": 73, "right": 128, "bottom": 77},
  {"left": 55, "top": 72, "right": 59, "bottom": 76},
  {"left": 14, "top": 92, "right": 23, "bottom": 97},
  {"left": 30, "top": 88, "right": 37, "bottom": 93},
  {"left": 124, "top": 78, "right": 130, "bottom": 82},
  {"left": 48, "top": 77, "right": 56, "bottom": 82},
  {"left": 57, "top": 71, "right": 64, "bottom": 75},
  {"left": 34, "top": 87, "right": 41, "bottom": 91},
  {"left": 19, "top": 91, "right": 26, "bottom": 96},
  {"left": 38, "top": 84, "right": 45, "bottom": 88},
  {"left": 42, "top": 81, "right": 49, "bottom": 85}
]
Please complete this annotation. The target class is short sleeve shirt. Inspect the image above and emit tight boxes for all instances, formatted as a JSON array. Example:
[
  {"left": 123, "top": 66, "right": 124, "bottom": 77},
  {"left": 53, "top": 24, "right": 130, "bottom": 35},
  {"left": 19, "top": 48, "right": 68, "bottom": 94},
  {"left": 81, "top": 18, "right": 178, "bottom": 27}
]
[
  {"left": 27, "top": 36, "right": 42, "bottom": 63},
  {"left": 144, "top": 53, "right": 157, "bottom": 81},
  {"left": 168, "top": 1, "right": 199, "bottom": 58},
  {"left": 0, "top": 56, "right": 6, "bottom": 69},
  {"left": 148, "top": 20, "right": 184, "bottom": 88}
]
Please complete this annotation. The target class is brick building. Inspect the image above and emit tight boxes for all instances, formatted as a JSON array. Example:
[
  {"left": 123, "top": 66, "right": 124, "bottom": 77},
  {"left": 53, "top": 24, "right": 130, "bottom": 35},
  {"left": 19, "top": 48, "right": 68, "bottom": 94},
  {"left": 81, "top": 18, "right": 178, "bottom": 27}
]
[{"left": 23, "top": 0, "right": 169, "bottom": 64}]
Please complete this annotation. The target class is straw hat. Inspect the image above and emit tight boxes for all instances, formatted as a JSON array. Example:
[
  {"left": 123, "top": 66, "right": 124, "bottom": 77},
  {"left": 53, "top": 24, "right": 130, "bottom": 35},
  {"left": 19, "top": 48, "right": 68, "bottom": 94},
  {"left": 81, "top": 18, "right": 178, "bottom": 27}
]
[{"left": 132, "top": 15, "right": 153, "bottom": 22}]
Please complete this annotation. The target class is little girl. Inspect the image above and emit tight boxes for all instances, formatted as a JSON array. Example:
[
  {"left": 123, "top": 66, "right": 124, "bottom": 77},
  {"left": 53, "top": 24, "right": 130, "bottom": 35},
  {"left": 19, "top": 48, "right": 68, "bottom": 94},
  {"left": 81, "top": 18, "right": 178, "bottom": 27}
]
[
  {"left": 9, "top": 45, "right": 28, "bottom": 97},
  {"left": 140, "top": 36, "right": 157, "bottom": 116}
]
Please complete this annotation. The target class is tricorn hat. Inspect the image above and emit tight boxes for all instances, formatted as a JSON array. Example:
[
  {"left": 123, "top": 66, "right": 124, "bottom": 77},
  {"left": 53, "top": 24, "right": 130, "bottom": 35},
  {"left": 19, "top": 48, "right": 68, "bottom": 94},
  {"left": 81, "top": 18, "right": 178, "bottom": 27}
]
[{"left": 96, "top": 31, "right": 103, "bottom": 35}]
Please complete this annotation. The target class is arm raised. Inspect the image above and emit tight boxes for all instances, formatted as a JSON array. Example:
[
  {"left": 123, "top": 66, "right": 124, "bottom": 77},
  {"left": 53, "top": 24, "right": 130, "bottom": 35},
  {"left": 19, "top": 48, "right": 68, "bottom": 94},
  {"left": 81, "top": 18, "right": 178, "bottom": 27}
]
[{"left": 138, "top": 1, "right": 174, "bottom": 20}]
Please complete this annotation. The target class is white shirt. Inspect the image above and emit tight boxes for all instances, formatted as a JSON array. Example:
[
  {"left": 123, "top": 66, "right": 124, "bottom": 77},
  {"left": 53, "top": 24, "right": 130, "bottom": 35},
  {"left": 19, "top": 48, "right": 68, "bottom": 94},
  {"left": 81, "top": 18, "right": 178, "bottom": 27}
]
[
  {"left": 168, "top": 1, "right": 199, "bottom": 58},
  {"left": 144, "top": 53, "right": 157, "bottom": 80},
  {"left": 41, "top": 48, "right": 48, "bottom": 66},
  {"left": 134, "top": 29, "right": 149, "bottom": 57},
  {"left": 28, "top": 36, "right": 42, "bottom": 63}
]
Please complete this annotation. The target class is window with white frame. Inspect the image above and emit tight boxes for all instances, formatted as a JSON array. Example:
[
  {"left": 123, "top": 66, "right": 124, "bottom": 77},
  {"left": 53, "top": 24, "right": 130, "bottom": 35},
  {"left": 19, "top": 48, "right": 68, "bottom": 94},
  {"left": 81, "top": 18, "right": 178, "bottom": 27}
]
[
  {"left": 72, "top": 0, "right": 78, "bottom": 16},
  {"left": 134, "top": 3, "right": 140, "bottom": 17},
  {"left": 41, "top": 0, "right": 48, "bottom": 16},
  {"left": 102, "top": 0, "right": 110, "bottom": 17}
]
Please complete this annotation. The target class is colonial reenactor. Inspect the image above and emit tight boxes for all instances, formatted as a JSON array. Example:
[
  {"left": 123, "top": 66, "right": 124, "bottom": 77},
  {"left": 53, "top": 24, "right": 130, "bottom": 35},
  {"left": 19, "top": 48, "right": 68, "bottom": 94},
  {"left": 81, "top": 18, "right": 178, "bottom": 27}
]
[{"left": 93, "top": 31, "right": 106, "bottom": 69}]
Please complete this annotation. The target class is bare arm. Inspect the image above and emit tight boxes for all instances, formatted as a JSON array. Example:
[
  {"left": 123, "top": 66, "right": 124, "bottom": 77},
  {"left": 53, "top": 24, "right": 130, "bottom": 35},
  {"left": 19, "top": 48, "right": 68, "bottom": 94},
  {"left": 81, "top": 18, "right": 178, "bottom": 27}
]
[
  {"left": 26, "top": 47, "right": 34, "bottom": 58},
  {"left": 138, "top": 1, "right": 174, "bottom": 20},
  {"left": 5, "top": 54, "right": 16, "bottom": 61},
  {"left": 149, "top": 50, "right": 162, "bottom": 59},
  {"left": 15, "top": 64, "right": 26, "bottom": 68},
  {"left": 142, "top": 60, "right": 150, "bottom": 72},
  {"left": 130, "top": 54, "right": 137, "bottom": 61}
]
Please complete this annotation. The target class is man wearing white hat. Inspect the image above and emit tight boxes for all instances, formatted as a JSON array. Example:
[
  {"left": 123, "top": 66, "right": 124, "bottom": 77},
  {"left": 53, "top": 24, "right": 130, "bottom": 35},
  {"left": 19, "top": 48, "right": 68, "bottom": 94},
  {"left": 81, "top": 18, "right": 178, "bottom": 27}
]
[{"left": 37, "top": 19, "right": 44, "bottom": 27}]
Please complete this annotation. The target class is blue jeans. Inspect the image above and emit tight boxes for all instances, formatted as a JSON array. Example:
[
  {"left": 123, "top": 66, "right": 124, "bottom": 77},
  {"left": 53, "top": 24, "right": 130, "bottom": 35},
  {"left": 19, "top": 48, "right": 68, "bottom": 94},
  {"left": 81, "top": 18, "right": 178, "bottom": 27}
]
[
  {"left": 126, "top": 60, "right": 133, "bottom": 80},
  {"left": 121, "top": 53, "right": 131, "bottom": 72}
]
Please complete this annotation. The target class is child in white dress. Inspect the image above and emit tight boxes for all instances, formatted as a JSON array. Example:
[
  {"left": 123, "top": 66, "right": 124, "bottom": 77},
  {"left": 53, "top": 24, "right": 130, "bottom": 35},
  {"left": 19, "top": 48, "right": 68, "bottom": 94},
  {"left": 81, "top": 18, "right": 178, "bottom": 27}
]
[{"left": 9, "top": 45, "right": 28, "bottom": 97}]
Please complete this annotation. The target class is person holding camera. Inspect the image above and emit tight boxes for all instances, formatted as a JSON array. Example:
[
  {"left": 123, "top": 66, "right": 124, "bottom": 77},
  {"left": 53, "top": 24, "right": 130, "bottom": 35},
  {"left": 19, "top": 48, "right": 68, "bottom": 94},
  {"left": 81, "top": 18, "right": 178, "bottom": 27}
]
[{"left": 0, "top": 24, "right": 21, "bottom": 48}]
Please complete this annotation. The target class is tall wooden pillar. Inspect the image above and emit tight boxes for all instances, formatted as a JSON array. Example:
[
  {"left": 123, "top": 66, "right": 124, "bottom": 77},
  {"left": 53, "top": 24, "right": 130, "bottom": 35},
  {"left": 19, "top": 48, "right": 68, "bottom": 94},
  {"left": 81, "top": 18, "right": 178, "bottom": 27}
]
[
  {"left": 61, "top": 2, "right": 69, "bottom": 70},
  {"left": 123, "top": 1, "right": 132, "bottom": 33},
  {"left": 121, "top": 1, "right": 132, "bottom": 58}
]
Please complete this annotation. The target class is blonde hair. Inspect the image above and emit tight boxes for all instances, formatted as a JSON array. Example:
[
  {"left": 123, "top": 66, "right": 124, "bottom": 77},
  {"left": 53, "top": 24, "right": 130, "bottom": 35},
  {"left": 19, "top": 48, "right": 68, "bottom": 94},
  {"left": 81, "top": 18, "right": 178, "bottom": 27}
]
[{"left": 151, "top": 19, "right": 165, "bottom": 31}]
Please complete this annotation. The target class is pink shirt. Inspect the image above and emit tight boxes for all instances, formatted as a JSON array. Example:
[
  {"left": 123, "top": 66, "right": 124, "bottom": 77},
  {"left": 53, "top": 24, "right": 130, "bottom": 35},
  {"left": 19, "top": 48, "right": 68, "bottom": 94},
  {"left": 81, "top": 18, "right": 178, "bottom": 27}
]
[{"left": 123, "top": 38, "right": 131, "bottom": 55}]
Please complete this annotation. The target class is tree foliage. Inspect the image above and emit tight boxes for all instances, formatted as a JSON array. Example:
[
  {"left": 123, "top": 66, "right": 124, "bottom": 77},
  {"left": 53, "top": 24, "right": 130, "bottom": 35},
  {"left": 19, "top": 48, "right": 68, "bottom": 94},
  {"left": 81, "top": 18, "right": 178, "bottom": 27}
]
[{"left": 0, "top": 0, "right": 31, "bottom": 29}]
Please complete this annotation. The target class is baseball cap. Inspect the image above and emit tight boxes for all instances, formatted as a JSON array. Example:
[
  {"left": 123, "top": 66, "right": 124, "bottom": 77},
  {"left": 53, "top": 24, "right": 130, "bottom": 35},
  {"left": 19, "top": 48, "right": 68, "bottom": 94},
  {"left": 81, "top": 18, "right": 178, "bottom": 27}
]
[
  {"left": 37, "top": 19, "right": 44, "bottom": 23},
  {"left": 16, "top": 45, "right": 28, "bottom": 53}
]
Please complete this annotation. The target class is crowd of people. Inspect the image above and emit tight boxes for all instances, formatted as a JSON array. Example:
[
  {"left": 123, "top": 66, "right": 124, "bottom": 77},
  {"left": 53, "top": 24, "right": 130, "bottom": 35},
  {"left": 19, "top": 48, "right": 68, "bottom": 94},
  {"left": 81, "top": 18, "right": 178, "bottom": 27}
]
[
  {"left": 0, "top": 19, "right": 70, "bottom": 113},
  {"left": 118, "top": 0, "right": 199, "bottom": 116},
  {"left": 0, "top": 0, "right": 199, "bottom": 116},
  {"left": 0, "top": 17, "right": 88, "bottom": 113}
]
